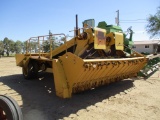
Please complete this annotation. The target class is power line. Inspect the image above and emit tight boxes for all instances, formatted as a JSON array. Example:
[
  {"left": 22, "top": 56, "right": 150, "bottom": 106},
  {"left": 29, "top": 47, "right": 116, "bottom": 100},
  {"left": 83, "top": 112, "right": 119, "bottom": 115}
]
[
  {"left": 120, "top": 22, "right": 147, "bottom": 23},
  {"left": 115, "top": 10, "right": 147, "bottom": 25},
  {"left": 120, "top": 18, "right": 147, "bottom": 23},
  {"left": 120, "top": 19, "right": 146, "bottom": 21}
]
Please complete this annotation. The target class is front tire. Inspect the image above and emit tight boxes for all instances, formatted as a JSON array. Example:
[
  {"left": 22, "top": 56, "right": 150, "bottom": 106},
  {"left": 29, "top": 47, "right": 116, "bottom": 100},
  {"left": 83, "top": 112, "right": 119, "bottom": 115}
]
[{"left": 0, "top": 95, "right": 23, "bottom": 120}]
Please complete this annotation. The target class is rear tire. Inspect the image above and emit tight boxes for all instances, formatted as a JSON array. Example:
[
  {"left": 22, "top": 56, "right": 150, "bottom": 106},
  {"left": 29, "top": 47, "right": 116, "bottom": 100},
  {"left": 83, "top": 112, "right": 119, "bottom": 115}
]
[
  {"left": 22, "top": 62, "right": 32, "bottom": 79},
  {"left": 0, "top": 95, "right": 23, "bottom": 120},
  {"left": 22, "top": 60, "right": 38, "bottom": 80}
]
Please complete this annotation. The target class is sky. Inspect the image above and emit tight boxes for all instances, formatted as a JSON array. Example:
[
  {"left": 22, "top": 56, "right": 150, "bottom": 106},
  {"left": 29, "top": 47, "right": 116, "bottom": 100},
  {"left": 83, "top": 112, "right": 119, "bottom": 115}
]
[{"left": 0, "top": 0, "right": 160, "bottom": 42}]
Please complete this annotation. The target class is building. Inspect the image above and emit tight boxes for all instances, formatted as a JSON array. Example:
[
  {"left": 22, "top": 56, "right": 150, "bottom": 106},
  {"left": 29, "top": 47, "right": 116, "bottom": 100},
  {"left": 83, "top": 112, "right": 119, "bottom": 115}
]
[{"left": 133, "top": 40, "right": 160, "bottom": 54}]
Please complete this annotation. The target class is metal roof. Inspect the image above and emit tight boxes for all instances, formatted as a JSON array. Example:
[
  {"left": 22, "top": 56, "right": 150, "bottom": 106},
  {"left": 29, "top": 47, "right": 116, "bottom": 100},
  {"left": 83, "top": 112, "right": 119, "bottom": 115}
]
[{"left": 133, "top": 40, "right": 160, "bottom": 45}]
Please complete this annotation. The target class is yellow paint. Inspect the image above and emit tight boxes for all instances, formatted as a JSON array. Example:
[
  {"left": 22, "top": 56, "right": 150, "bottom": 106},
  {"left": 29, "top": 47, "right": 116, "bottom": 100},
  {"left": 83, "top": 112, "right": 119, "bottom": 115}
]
[
  {"left": 52, "top": 52, "right": 147, "bottom": 98},
  {"left": 114, "top": 32, "right": 124, "bottom": 50},
  {"left": 15, "top": 54, "right": 25, "bottom": 66}
]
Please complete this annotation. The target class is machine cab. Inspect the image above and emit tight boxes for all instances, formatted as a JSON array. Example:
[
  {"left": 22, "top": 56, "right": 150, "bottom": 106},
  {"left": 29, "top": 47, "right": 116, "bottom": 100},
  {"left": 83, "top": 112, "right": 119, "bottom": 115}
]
[{"left": 83, "top": 19, "right": 95, "bottom": 28}]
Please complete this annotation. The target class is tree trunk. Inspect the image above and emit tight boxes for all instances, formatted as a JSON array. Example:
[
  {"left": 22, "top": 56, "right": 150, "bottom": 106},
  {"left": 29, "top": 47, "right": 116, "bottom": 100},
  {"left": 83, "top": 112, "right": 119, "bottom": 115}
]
[
  {"left": 7, "top": 52, "right": 9, "bottom": 56},
  {"left": 2, "top": 51, "right": 4, "bottom": 56}
]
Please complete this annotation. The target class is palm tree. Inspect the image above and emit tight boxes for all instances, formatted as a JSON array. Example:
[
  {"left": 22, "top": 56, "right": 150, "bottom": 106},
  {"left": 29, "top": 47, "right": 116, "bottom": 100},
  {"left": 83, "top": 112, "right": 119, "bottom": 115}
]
[{"left": 146, "top": 7, "right": 160, "bottom": 38}]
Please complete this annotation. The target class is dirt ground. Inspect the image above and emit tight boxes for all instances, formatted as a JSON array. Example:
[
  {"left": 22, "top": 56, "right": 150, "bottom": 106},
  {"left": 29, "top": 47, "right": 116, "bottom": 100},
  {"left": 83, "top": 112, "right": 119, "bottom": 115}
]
[{"left": 0, "top": 57, "right": 160, "bottom": 120}]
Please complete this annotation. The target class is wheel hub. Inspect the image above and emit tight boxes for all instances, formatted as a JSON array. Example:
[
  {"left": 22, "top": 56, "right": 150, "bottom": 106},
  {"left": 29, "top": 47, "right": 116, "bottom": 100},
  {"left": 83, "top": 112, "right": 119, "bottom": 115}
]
[{"left": 0, "top": 107, "right": 6, "bottom": 120}]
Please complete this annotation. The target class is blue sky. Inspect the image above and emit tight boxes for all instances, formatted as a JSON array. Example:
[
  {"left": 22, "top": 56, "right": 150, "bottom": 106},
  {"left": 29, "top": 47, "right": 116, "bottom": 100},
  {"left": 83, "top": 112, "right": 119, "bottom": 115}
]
[{"left": 0, "top": 0, "right": 159, "bottom": 41}]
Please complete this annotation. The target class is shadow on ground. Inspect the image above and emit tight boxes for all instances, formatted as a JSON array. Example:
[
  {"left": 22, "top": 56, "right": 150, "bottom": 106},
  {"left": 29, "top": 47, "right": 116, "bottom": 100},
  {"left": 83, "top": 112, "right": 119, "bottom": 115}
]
[{"left": 0, "top": 73, "right": 134, "bottom": 120}]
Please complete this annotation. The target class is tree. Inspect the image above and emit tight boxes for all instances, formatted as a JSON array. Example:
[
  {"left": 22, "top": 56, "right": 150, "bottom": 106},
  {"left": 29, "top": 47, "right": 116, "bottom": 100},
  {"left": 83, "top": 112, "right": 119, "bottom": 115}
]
[
  {"left": 0, "top": 40, "right": 4, "bottom": 55},
  {"left": 14, "top": 40, "right": 23, "bottom": 54},
  {"left": 42, "top": 37, "right": 62, "bottom": 52},
  {"left": 42, "top": 30, "right": 60, "bottom": 52},
  {"left": 3, "top": 37, "right": 15, "bottom": 56},
  {"left": 10, "top": 40, "right": 15, "bottom": 54},
  {"left": 43, "top": 41, "right": 50, "bottom": 52},
  {"left": 22, "top": 41, "right": 27, "bottom": 53},
  {"left": 146, "top": 6, "right": 160, "bottom": 38},
  {"left": 30, "top": 41, "right": 38, "bottom": 53}
]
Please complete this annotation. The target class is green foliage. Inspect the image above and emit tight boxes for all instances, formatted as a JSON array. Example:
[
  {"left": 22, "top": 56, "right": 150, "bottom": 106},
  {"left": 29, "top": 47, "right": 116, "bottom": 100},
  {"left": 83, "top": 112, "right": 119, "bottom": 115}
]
[
  {"left": 3, "top": 37, "right": 15, "bottom": 56},
  {"left": 30, "top": 41, "right": 38, "bottom": 52},
  {"left": 0, "top": 38, "right": 24, "bottom": 56},
  {"left": 0, "top": 32, "right": 65, "bottom": 56},
  {"left": 146, "top": 6, "right": 160, "bottom": 38},
  {"left": 0, "top": 40, "right": 4, "bottom": 55},
  {"left": 43, "top": 41, "right": 50, "bottom": 52},
  {"left": 43, "top": 37, "right": 59, "bottom": 52},
  {"left": 42, "top": 35, "right": 64, "bottom": 52},
  {"left": 14, "top": 40, "right": 23, "bottom": 54}
]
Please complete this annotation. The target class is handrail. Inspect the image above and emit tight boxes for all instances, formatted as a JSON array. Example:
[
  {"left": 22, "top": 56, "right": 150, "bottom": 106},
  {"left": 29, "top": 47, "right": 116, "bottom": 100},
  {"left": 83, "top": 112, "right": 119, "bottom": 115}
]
[{"left": 25, "top": 33, "right": 67, "bottom": 59}]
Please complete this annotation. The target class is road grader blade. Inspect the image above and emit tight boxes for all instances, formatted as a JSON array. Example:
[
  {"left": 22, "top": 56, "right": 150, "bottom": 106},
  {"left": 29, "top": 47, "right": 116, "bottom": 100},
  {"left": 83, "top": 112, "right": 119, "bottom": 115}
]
[
  {"left": 15, "top": 16, "right": 158, "bottom": 98},
  {"left": 53, "top": 52, "right": 147, "bottom": 98}
]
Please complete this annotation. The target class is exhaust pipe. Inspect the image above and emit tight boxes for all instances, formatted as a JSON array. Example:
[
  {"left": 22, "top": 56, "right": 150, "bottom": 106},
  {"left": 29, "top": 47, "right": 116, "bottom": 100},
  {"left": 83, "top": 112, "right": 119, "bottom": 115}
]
[{"left": 76, "top": 14, "right": 78, "bottom": 36}]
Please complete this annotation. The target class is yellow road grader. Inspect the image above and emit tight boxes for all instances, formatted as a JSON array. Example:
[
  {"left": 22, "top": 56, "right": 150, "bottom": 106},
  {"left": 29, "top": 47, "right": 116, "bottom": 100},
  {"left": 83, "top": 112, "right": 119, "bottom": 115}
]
[{"left": 15, "top": 15, "right": 149, "bottom": 98}]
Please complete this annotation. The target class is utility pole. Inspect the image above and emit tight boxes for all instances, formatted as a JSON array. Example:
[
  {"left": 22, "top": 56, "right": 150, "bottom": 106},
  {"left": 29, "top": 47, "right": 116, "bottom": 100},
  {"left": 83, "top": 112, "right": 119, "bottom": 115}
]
[{"left": 115, "top": 10, "right": 119, "bottom": 26}]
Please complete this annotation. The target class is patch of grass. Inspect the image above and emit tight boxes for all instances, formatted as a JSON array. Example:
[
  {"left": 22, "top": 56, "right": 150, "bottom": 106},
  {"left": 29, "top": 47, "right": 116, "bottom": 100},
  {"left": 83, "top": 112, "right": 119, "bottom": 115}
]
[{"left": 0, "top": 54, "right": 15, "bottom": 57}]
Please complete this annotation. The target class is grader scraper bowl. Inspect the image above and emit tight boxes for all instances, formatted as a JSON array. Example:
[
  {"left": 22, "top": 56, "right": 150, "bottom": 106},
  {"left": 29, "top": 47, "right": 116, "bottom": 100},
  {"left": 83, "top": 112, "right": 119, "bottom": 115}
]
[{"left": 53, "top": 52, "right": 147, "bottom": 98}]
